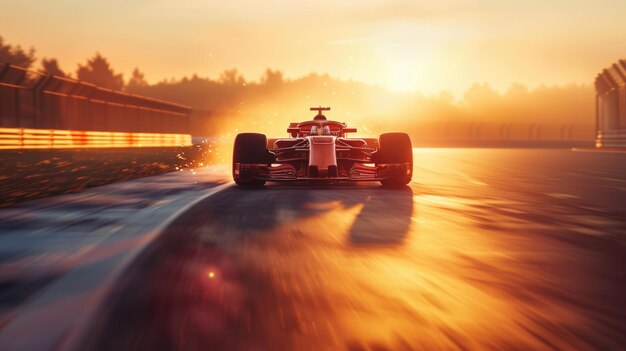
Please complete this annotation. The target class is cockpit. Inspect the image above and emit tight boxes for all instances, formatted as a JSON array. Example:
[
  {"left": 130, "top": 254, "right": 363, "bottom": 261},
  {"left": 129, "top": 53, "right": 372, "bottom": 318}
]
[
  {"left": 307, "top": 124, "right": 337, "bottom": 136},
  {"left": 290, "top": 121, "right": 351, "bottom": 137},
  {"left": 286, "top": 107, "right": 357, "bottom": 138}
]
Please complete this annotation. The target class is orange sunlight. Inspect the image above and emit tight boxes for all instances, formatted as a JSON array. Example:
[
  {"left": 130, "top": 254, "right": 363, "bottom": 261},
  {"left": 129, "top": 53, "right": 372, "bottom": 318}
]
[{"left": 2, "top": 0, "right": 626, "bottom": 95}]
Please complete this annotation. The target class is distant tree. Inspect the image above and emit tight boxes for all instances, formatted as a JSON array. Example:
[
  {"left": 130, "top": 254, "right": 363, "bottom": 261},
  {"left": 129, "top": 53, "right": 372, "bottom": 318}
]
[
  {"left": 463, "top": 82, "right": 500, "bottom": 107},
  {"left": 436, "top": 90, "right": 454, "bottom": 104},
  {"left": 0, "top": 36, "right": 36, "bottom": 69},
  {"left": 506, "top": 83, "right": 529, "bottom": 98},
  {"left": 260, "top": 69, "right": 284, "bottom": 88},
  {"left": 76, "top": 52, "right": 124, "bottom": 90},
  {"left": 218, "top": 68, "right": 245, "bottom": 85},
  {"left": 126, "top": 67, "right": 148, "bottom": 92},
  {"left": 39, "top": 58, "right": 65, "bottom": 76}
]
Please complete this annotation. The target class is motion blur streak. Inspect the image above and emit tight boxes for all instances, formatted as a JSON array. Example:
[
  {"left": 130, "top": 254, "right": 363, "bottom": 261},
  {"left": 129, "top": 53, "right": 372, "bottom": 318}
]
[
  {"left": 0, "top": 127, "right": 192, "bottom": 149},
  {"left": 90, "top": 149, "right": 625, "bottom": 350}
]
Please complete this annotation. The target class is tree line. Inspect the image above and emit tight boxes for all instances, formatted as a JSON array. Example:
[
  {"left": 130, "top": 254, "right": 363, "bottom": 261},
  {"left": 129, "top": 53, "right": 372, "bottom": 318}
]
[
  {"left": 1, "top": 35, "right": 596, "bottom": 138},
  {"left": 1, "top": 36, "right": 126, "bottom": 90}
]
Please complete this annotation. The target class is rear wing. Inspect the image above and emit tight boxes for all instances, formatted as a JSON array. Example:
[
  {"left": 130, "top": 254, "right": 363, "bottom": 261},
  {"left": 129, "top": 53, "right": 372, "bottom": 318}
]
[
  {"left": 310, "top": 106, "right": 330, "bottom": 113},
  {"left": 287, "top": 122, "right": 300, "bottom": 136}
]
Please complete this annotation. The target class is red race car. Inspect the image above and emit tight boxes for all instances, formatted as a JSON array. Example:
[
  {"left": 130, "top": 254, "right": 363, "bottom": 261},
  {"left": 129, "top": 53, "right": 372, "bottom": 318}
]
[{"left": 233, "top": 107, "right": 413, "bottom": 187}]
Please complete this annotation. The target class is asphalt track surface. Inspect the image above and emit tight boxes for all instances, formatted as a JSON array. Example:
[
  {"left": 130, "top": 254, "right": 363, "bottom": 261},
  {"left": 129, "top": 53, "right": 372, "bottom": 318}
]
[{"left": 89, "top": 149, "right": 626, "bottom": 351}]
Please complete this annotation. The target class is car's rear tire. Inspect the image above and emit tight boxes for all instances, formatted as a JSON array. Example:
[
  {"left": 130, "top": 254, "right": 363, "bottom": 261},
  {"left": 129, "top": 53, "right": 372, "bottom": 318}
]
[
  {"left": 376, "top": 132, "right": 413, "bottom": 187},
  {"left": 233, "top": 133, "right": 271, "bottom": 187}
]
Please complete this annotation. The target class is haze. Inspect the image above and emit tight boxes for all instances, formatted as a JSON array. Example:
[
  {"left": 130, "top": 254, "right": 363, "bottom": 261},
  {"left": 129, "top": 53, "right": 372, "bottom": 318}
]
[{"left": 2, "top": 0, "right": 625, "bottom": 95}]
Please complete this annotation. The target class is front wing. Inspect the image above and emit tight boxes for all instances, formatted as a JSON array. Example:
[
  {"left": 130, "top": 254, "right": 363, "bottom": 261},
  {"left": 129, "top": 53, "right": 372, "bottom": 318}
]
[{"left": 234, "top": 162, "right": 411, "bottom": 182}]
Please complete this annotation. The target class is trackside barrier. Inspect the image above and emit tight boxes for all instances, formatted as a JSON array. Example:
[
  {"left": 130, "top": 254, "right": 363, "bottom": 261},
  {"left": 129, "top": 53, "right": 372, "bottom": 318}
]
[
  {"left": 408, "top": 122, "right": 593, "bottom": 142},
  {"left": 0, "top": 127, "right": 191, "bottom": 149},
  {"left": 595, "top": 60, "right": 626, "bottom": 148},
  {"left": 596, "top": 130, "right": 626, "bottom": 148},
  {"left": 0, "top": 63, "right": 192, "bottom": 149}
]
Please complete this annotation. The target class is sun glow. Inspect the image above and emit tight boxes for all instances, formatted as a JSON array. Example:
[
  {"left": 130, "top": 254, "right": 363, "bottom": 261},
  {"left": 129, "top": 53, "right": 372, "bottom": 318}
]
[
  {"left": 2, "top": 0, "right": 626, "bottom": 96},
  {"left": 385, "top": 59, "right": 420, "bottom": 92},
  {"left": 371, "top": 21, "right": 455, "bottom": 93}
]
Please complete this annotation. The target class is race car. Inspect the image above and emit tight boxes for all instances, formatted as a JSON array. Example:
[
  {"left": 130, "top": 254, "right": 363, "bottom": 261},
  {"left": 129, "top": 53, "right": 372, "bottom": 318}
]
[{"left": 232, "top": 107, "right": 413, "bottom": 187}]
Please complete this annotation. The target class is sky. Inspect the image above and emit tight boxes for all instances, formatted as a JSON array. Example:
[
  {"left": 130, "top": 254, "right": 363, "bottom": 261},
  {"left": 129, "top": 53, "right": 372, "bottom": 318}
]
[{"left": 1, "top": 0, "right": 625, "bottom": 95}]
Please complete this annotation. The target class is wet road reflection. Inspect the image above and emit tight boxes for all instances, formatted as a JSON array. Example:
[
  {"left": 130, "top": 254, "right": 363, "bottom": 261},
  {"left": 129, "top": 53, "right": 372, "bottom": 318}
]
[{"left": 91, "top": 149, "right": 626, "bottom": 350}]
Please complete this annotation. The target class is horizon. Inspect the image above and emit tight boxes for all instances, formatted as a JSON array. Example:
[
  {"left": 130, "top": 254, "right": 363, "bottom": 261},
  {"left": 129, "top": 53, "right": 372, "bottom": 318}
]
[
  {"left": 2, "top": 0, "right": 625, "bottom": 96},
  {"left": 0, "top": 37, "right": 598, "bottom": 101},
  {"left": 0, "top": 36, "right": 597, "bottom": 103}
]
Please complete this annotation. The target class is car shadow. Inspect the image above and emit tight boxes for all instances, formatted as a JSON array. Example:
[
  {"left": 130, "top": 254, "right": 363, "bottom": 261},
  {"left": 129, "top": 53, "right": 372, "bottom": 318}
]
[
  {"left": 243, "top": 181, "right": 415, "bottom": 247},
  {"left": 346, "top": 185, "right": 414, "bottom": 246}
]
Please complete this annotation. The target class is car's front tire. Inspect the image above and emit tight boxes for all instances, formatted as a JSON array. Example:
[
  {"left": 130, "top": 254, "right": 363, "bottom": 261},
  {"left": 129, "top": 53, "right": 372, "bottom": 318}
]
[
  {"left": 233, "top": 133, "right": 272, "bottom": 187},
  {"left": 376, "top": 132, "right": 413, "bottom": 187}
]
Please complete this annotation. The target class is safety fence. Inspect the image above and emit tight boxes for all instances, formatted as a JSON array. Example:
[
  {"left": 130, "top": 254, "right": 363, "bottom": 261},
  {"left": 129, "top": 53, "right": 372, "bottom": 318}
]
[
  {"left": 595, "top": 60, "right": 626, "bottom": 147},
  {"left": 0, "top": 63, "right": 192, "bottom": 149}
]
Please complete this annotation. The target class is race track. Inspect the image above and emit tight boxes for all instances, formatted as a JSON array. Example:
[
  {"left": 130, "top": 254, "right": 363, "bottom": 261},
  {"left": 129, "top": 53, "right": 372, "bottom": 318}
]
[{"left": 88, "top": 149, "right": 626, "bottom": 351}]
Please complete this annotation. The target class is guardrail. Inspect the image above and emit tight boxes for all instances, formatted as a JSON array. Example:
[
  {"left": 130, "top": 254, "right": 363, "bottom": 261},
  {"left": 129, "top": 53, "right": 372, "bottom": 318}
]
[
  {"left": 0, "top": 127, "right": 191, "bottom": 149},
  {"left": 0, "top": 63, "right": 192, "bottom": 149},
  {"left": 408, "top": 122, "right": 594, "bottom": 142},
  {"left": 596, "top": 130, "right": 626, "bottom": 148},
  {"left": 595, "top": 60, "right": 626, "bottom": 147}
]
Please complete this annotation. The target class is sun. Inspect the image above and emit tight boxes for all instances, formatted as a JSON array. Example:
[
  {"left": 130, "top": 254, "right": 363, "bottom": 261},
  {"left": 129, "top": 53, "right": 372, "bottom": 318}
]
[
  {"left": 385, "top": 59, "right": 420, "bottom": 92},
  {"left": 372, "top": 23, "right": 437, "bottom": 93}
]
